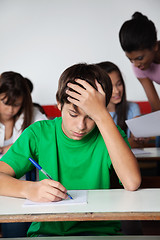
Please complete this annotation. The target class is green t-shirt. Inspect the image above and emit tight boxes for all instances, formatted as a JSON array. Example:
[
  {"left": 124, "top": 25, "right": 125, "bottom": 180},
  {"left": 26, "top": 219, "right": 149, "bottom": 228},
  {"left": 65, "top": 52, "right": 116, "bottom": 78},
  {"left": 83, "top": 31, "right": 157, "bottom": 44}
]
[{"left": 1, "top": 117, "right": 129, "bottom": 236}]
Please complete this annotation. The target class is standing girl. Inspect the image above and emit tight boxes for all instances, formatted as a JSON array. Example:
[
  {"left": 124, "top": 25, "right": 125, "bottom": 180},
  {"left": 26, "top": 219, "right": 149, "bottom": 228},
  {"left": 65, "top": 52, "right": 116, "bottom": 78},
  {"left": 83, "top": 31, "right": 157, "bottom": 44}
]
[{"left": 119, "top": 12, "right": 160, "bottom": 112}]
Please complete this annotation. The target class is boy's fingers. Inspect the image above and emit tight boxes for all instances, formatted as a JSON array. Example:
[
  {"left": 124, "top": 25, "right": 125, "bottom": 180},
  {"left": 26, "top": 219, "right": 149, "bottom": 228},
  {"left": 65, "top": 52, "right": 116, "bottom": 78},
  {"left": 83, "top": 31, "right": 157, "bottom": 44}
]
[
  {"left": 95, "top": 80, "right": 105, "bottom": 95},
  {"left": 67, "top": 96, "right": 81, "bottom": 106},
  {"left": 49, "top": 187, "right": 68, "bottom": 200},
  {"left": 74, "top": 79, "right": 95, "bottom": 91},
  {"left": 67, "top": 82, "right": 85, "bottom": 94},
  {"left": 40, "top": 180, "right": 68, "bottom": 201},
  {"left": 48, "top": 179, "right": 67, "bottom": 192},
  {"left": 66, "top": 89, "right": 81, "bottom": 101},
  {"left": 38, "top": 193, "right": 67, "bottom": 202}
]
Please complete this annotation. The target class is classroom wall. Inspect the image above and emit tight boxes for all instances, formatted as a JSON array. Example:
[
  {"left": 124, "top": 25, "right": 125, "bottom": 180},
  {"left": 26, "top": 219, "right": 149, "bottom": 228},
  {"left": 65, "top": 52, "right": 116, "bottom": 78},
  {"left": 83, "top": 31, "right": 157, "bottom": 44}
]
[{"left": 0, "top": 0, "right": 160, "bottom": 105}]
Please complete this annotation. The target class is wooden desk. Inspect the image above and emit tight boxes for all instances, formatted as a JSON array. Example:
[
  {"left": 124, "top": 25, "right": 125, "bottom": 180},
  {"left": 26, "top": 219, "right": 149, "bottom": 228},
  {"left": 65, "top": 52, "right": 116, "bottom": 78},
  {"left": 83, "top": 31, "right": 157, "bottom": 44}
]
[
  {"left": 1, "top": 189, "right": 160, "bottom": 223},
  {"left": 134, "top": 147, "right": 160, "bottom": 161},
  {"left": 133, "top": 147, "right": 160, "bottom": 175},
  {"left": 0, "top": 236, "right": 160, "bottom": 240}
]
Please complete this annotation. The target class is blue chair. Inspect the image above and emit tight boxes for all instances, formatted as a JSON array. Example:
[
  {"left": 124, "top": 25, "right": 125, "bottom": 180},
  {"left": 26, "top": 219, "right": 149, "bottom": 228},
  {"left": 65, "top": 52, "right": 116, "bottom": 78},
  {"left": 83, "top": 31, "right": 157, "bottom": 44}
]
[{"left": 26, "top": 168, "right": 36, "bottom": 181}]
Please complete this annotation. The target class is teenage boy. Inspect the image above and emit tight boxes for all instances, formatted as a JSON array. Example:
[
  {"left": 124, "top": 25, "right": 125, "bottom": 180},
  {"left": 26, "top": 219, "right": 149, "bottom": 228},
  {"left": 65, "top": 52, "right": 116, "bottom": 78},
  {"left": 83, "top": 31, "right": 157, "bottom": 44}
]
[{"left": 0, "top": 63, "right": 141, "bottom": 236}]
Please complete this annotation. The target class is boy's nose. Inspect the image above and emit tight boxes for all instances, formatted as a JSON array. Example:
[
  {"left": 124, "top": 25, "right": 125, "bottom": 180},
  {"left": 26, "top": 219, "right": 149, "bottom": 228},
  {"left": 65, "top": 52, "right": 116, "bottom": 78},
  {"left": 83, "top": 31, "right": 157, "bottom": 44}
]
[{"left": 77, "top": 119, "right": 86, "bottom": 130}]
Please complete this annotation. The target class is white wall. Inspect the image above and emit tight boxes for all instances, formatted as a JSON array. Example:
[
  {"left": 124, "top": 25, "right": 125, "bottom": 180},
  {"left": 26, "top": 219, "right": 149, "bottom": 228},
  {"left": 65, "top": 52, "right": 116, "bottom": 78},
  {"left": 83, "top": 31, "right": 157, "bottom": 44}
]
[{"left": 0, "top": 0, "right": 160, "bottom": 105}]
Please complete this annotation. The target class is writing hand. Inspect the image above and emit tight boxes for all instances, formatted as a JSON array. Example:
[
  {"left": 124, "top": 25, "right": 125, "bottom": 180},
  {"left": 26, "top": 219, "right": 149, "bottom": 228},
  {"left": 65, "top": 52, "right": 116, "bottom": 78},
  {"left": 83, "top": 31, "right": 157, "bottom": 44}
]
[{"left": 26, "top": 179, "right": 69, "bottom": 202}]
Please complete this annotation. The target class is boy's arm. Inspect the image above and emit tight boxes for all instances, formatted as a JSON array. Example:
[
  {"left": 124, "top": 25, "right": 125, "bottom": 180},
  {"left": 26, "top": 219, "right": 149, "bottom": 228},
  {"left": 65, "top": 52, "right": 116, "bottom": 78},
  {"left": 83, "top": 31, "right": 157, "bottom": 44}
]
[
  {"left": 66, "top": 79, "right": 141, "bottom": 191},
  {"left": 93, "top": 109, "right": 141, "bottom": 191},
  {"left": 0, "top": 161, "right": 68, "bottom": 201}
]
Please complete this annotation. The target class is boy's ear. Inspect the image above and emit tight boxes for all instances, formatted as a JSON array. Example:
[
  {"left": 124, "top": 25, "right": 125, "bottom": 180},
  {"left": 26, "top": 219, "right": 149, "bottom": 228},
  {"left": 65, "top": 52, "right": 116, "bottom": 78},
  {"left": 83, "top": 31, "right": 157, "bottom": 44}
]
[{"left": 57, "top": 102, "right": 62, "bottom": 111}]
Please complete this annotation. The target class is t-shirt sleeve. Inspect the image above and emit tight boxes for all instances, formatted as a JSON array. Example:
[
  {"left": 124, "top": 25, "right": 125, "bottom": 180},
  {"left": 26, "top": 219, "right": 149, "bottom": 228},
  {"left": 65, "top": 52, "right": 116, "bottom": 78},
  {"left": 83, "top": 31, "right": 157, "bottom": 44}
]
[
  {"left": 132, "top": 64, "right": 146, "bottom": 79},
  {"left": 0, "top": 124, "right": 39, "bottom": 179}
]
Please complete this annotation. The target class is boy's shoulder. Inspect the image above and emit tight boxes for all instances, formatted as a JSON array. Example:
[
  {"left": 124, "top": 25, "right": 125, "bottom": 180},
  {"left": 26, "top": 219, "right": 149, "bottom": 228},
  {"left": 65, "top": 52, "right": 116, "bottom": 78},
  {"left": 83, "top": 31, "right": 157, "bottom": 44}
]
[{"left": 26, "top": 117, "right": 62, "bottom": 134}]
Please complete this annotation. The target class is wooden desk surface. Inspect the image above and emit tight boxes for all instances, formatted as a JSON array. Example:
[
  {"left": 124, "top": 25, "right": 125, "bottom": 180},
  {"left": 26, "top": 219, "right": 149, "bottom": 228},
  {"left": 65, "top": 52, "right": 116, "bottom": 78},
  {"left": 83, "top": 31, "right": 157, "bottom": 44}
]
[
  {"left": 134, "top": 147, "right": 160, "bottom": 161},
  {"left": 1, "top": 189, "right": 160, "bottom": 223},
  {"left": 0, "top": 236, "right": 160, "bottom": 240}
]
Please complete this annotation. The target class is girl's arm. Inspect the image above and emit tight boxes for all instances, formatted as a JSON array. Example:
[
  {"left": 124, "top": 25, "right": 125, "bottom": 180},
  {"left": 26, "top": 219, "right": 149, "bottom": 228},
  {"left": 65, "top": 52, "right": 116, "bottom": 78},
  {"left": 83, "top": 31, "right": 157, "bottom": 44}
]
[
  {"left": 138, "top": 77, "right": 160, "bottom": 112},
  {"left": 66, "top": 80, "right": 141, "bottom": 191},
  {"left": 128, "top": 133, "right": 150, "bottom": 148}
]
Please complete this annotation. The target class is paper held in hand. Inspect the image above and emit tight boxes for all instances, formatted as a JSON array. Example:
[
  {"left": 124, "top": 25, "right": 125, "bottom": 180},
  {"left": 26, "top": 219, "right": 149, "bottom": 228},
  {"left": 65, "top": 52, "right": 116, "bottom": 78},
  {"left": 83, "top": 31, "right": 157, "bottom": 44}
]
[{"left": 125, "top": 110, "right": 160, "bottom": 138}]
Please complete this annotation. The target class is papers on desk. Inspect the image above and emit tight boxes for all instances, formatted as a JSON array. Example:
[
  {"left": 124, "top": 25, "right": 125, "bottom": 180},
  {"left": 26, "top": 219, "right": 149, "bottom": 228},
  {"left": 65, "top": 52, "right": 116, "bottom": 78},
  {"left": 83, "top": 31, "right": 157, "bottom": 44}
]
[
  {"left": 23, "top": 190, "right": 88, "bottom": 207},
  {"left": 125, "top": 110, "right": 160, "bottom": 138},
  {"left": 131, "top": 148, "right": 151, "bottom": 155}
]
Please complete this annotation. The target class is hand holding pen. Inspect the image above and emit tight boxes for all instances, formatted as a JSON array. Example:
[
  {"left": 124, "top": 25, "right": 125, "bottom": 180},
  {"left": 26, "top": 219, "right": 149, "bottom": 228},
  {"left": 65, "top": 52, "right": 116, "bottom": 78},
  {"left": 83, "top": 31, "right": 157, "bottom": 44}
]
[{"left": 28, "top": 157, "right": 73, "bottom": 201}]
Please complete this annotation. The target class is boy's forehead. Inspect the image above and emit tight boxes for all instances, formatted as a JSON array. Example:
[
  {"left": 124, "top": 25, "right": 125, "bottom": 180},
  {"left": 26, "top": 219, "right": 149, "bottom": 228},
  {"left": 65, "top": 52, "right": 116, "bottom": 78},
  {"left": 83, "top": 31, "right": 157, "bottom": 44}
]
[
  {"left": 63, "top": 103, "right": 86, "bottom": 116},
  {"left": 64, "top": 103, "right": 79, "bottom": 112}
]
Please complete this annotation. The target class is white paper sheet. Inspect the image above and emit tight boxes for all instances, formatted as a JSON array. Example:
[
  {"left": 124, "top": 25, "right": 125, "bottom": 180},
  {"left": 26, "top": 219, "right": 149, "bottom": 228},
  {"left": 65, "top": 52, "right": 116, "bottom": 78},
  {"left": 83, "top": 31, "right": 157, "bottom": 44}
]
[
  {"left": 131, "top": 148, "right": 151, "bottom": 155},
  {"left": 125, "top": 110, "right": 160, "bottom": 138},
  {"left": 23, "top": 190, "right": 88, "bottom": 207}
]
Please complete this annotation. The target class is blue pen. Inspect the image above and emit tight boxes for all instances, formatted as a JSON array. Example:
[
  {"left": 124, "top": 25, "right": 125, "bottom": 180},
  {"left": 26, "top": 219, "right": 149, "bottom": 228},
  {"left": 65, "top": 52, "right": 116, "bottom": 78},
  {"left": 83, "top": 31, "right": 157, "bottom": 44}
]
[{"left": 29, "top": 157, "right": 73, "bottom": 200}]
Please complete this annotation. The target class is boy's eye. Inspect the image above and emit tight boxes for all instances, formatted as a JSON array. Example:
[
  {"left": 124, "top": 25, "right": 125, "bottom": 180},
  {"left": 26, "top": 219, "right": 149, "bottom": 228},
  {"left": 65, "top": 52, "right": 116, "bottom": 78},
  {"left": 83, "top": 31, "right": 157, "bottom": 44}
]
[
  {"left": 69, "top": 113, "right": 78, "bottom": 118},
  {"left": 87, "top": 116, "right": 93, "bottom": 120}
]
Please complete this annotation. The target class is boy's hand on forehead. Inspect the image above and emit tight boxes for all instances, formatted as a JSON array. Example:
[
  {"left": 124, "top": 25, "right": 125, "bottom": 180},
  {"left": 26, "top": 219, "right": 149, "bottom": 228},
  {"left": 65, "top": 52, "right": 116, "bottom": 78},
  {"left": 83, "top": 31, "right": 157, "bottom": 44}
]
[{"left": 66, "top": 79, "right": 106, "bottom": 121}]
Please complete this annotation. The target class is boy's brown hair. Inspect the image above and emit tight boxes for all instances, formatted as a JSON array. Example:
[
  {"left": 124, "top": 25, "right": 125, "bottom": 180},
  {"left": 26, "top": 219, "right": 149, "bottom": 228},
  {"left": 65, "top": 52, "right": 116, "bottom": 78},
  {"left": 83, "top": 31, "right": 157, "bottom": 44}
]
[{"left": 56, "top": 63, "right": 112, "bottom": 109}]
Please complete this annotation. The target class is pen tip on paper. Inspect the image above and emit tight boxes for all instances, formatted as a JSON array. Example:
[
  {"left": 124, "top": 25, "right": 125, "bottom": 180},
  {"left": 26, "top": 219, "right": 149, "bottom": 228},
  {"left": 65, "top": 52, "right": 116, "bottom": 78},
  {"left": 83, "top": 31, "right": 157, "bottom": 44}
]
[{"left": 67, "top": 193, "right": 73, "bottom": 200}]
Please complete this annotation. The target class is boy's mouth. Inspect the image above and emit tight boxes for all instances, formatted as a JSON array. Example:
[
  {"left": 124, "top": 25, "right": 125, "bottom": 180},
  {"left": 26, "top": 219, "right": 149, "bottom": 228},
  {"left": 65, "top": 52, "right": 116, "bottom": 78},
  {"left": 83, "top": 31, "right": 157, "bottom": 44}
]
[{"left": 73, "top": 132, "right": 85, "bottom": 137}]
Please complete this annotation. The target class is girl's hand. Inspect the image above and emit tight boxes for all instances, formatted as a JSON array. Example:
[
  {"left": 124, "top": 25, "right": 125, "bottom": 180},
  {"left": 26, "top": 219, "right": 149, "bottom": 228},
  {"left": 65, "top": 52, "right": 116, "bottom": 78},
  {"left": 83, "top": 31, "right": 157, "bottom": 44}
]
[
  {"left": 133, "top": 137, "right": 149, "bottom": 146},
  {"left": 26, "top": 179, "right": 69, "bottom": 202},
  {"left": 129, "top": 132, "right": 150, "bottom": 148},
  {"left": 66, "top": 79, "right": 106, "bottom": 121}
]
